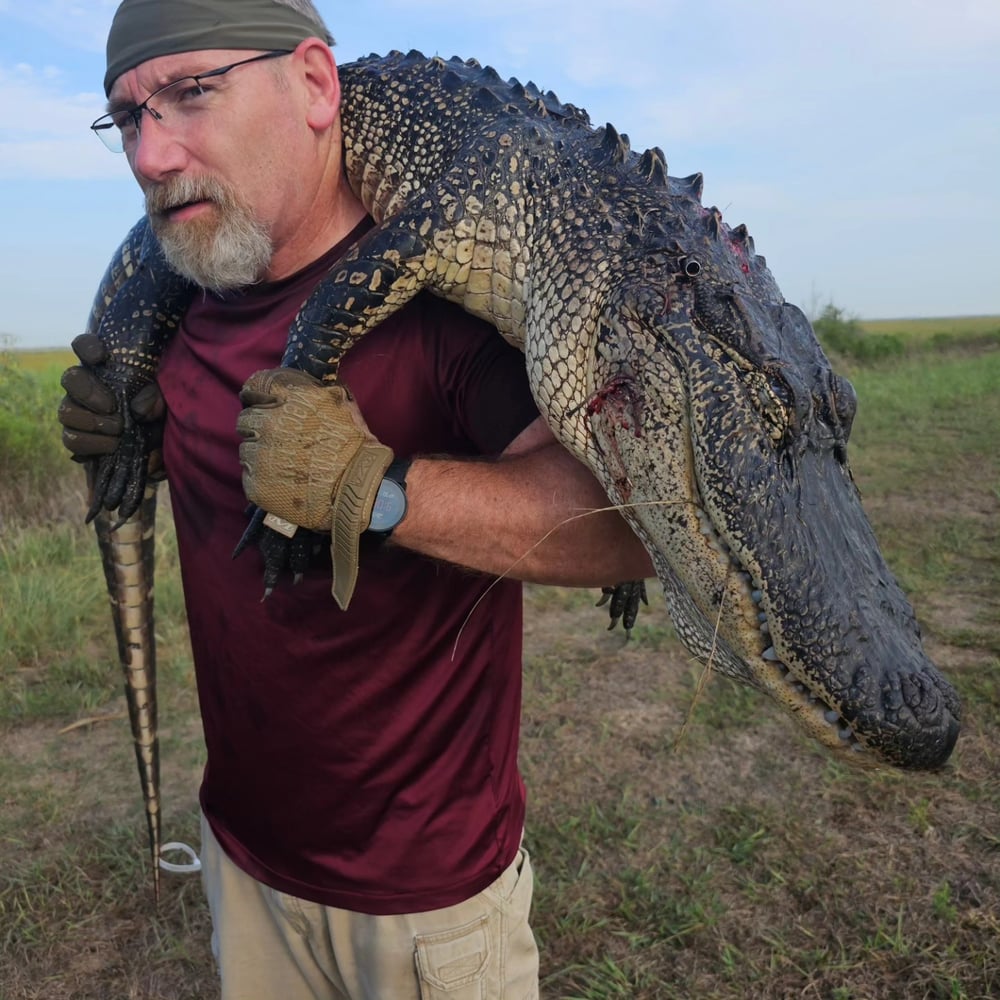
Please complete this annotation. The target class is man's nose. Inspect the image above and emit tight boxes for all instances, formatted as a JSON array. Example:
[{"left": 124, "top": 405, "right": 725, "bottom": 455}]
[{"left": 129, "top": 113, "right": 188, "bottom": 181}]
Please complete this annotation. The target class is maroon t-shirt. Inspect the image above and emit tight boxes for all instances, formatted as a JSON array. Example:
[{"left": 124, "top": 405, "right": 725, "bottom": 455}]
[{"left": 156, "top": 222, "right": 540, "bottom": 914}]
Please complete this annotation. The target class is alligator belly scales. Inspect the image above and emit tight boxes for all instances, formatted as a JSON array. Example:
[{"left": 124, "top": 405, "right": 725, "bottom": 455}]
[{"left": 79, "top": 50, "right": 960, "bottom": 897}]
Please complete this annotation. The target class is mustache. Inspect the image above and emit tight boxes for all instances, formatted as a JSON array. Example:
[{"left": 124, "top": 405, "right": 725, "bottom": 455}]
[{"left": 145, "top": 176, "right": 231, "bottom": 217}]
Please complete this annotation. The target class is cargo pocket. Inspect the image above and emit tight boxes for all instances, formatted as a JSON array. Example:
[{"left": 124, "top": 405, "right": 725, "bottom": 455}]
[{"left": 414, "top": 913, "right": 491, "bottom": 999}]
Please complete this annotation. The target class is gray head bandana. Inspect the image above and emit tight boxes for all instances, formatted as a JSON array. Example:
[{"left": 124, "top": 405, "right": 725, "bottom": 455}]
[{"left": 104, "top": 0, "right": 330, "bottom": 95}]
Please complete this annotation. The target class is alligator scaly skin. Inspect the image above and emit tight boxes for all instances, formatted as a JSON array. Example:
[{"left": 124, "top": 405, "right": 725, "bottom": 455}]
[
  {"left": 92, "top": 480, "right": 161, "bottom": 900},
  {"left": 80, "top": 219, "right": 192, "bottom": 900},
  {"left": 80, "top": 50, "right": 961, "bottom": 894}
]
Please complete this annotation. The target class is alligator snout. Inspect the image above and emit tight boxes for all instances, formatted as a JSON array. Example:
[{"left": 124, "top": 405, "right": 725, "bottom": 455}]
[{"left": 836, "top": 649, "right": 961, "bottom": 770}]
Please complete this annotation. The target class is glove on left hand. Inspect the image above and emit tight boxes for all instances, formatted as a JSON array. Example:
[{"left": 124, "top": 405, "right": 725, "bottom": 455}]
[
  {"left": 58, "top": 332, "right": 166, "bottom": 476},
  {"left": 237, "top": 368, "right": 393, "bottom": 609}
]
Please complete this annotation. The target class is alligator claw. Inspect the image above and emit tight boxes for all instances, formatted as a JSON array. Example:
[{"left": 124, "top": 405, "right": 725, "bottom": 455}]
[
  {"left": 232, "top": 505, "right": 266, "bottom": 559},
  {"left": 85, "top": 401, "right": 151, "bottom": 526},
  {"left": 233, "top": 506, "right": 327, "bottom": 596},
  {"left": 597, "top": 580, "right": 649, "bottom": 636}
]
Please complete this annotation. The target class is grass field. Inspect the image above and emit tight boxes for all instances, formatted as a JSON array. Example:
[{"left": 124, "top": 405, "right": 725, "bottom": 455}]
[
  {"left": 859, "top": 314, "right": 1000, "bottom": 344},
  {"left": 0, "top": 320, "right": 997, "bottom": 998}
]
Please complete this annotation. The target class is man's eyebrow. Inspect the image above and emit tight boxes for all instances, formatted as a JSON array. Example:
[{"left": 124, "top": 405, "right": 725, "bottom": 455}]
[
  {"left": 104, "top": 67, "right": 204, "bottom": 113},
  {"left": 105, "top": 96, "right": 139, "bottom": 114}
]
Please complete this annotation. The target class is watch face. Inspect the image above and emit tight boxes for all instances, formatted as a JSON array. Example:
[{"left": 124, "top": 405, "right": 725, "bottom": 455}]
[{"left": 369, "top": 477, "right": 407, "bottom": 532}]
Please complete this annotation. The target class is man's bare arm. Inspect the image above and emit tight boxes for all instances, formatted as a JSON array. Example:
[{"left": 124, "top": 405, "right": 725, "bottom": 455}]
[{"left": 392, "top": 416, "right": 655, "bottom": 586}]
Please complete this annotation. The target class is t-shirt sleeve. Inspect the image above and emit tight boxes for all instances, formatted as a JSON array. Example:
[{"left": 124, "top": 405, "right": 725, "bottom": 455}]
[{"left": 425, "top": 297, "right": 541, "bottom": 455}]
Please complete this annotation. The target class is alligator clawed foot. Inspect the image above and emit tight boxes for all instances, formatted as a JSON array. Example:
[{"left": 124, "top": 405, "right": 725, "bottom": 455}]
[
  {"left": 596, "top": 580, "right": 649, "bottom": 637},
  {"left": 233, "top": 506, "right": 327, "bottom": 597},
  {"left": 85, "top": 405, "right": 150, "bottom": 525}
]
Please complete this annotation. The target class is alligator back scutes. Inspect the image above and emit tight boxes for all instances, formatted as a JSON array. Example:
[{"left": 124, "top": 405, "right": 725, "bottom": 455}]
[
  {"left": 364, "top": 49, "right": 595, "bottom": 128},
  {"left": 345, "top": 50, "right": 648, "bottom": 176}
]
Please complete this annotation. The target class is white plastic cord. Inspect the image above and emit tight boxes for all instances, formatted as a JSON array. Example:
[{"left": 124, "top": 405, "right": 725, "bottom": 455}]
[{"left": 159, "top": 841, "right": 202, "bottom": 874}]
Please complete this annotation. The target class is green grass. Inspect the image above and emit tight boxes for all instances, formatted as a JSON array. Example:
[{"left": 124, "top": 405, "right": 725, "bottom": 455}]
[
  {"left": 0, "top": 346, "right": 68, "bottom": 499},
  {"left": 860, "top": 314, "right": 1000, "bottom": 345},
  {"left": 842, "top": 347, "right": 1000, "bottom": 651},
  {"left": 849, "top": 351, "right": 1000, "bottom": 468},
  {"left": 10, "top": 346, "right": 77, "bottom": 374},
  {"left": 1, "top": 325, "right": 998, "bottom": 999},
  {"left": 817, "top": 308, "right": 1000, "bottom": 363}
]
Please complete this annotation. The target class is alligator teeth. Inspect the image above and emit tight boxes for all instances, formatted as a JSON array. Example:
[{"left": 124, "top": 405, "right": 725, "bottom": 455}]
[
  {"left": 761, "top": 645, "right": 865, "bottom": 753},
  {"left": 705, "top": 515, "right": 866, "bottom": 756}
]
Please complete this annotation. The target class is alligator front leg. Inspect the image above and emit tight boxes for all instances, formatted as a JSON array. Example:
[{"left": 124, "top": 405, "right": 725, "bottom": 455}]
[
  {"left": 84, "top": 218, "right": 193, "bottom": 524},
  {"left": 237, "top": 212, "right": 439, "bottom": 592}
]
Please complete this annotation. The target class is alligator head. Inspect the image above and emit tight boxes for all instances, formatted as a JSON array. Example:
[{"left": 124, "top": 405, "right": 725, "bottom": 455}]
[{"left": 577, "top": 191, "right": 960, "bottom": 771}]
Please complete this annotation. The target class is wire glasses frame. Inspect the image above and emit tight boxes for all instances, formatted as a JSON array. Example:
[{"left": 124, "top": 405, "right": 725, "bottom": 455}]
[{"left": 91, "top": 50, "right": 291, "bottom": 153}]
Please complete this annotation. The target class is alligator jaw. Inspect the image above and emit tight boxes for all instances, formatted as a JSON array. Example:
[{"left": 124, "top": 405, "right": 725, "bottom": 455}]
[
  {"left": 641, "top": 486, "right": 879, "bottom": 765},
  {"left": 642, "top": 475, "right": 959, "bottom": 770},
  {"left": 692, "top": 511, "right": 872, "bottom": 758}
]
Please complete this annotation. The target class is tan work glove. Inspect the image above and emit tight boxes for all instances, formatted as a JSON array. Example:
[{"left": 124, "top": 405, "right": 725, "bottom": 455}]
[{"left": 237, "top": 368, "right": 393, "bottom": 609}]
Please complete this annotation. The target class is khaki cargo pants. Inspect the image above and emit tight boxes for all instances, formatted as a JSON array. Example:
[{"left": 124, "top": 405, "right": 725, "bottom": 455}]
[{"left": 200, "top": 815, "right": 540, "bottom": 1000}]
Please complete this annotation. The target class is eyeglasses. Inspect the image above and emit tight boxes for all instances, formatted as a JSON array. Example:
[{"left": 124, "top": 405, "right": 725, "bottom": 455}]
[{"left": 91, "top": 50, "right": 291, "bottom": 153}]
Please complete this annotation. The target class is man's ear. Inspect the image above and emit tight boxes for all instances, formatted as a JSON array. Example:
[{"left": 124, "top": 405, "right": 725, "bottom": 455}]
[{"left": 295, "top": 38, "right": 340, "bottom": 130}]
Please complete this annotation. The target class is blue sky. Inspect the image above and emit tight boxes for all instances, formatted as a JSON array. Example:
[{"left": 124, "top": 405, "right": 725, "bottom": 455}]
[{"left": 1, "top": 0, "right": 998, "bottom": 349}]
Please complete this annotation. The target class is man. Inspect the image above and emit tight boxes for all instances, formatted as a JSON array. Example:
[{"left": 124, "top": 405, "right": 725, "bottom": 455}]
[{"left": 59, "top": 1, "right": 654, "bottom": 997}]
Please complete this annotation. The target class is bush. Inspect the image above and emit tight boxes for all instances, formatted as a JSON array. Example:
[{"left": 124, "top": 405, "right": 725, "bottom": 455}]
[{"left": 813, "top": 304, "right": 905, "bottom": 362}]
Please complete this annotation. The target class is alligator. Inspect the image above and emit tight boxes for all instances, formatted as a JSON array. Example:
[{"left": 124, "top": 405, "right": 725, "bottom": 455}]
[{"left": 76, "top": 50, "right": 961, "bottom": 898}]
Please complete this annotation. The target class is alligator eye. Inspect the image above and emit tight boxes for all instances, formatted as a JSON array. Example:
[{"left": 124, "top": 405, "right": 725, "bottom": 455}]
[
  {"left": 831, "top": 373, "right": 857, "bottom": 439},
  {"left": 679, "top": 256, "right": 701, "bottom": 277}
]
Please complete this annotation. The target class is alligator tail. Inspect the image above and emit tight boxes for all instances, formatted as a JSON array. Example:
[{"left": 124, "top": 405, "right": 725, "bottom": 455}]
[
  {"left": 80, "top": 215, "right": 189, "bottom": 901},
  {"left": 90, "top": 470, "right": 162, "bottom": 901}
]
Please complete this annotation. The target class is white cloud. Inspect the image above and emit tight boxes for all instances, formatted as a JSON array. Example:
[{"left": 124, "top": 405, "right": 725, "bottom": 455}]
[
  {"left": 0, "top": 139, "right": 127, "bottom": 179},
  {"left": 0, "top": 61, "right": 121, "bottom": 178},
  {"left": 2, "top": 0, "right": 117, "bottom": 52}
]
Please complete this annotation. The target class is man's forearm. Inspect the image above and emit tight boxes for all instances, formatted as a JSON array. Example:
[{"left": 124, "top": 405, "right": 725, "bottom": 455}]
[{"left": 390, "top": 444, "right": 655, "bottom": 586}]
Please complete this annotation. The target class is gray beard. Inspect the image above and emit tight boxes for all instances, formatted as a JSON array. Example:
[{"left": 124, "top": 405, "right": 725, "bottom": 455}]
[{"left": 146, "top": 177, "right": 273, "bottom": 293}]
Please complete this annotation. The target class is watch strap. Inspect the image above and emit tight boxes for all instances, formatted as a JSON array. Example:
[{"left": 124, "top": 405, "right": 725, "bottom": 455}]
[
  {"left": 384, "top": 457, "right": 413, "bottom": 490},
  {"left": 367, "top": 456, "right": 412, "bottom": 541}
]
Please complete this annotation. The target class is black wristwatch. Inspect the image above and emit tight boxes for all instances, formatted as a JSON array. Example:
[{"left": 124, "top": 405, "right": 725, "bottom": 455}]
[{"left": 367, "top": 457, "right": 412, "bottom": 539}]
